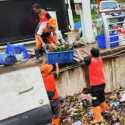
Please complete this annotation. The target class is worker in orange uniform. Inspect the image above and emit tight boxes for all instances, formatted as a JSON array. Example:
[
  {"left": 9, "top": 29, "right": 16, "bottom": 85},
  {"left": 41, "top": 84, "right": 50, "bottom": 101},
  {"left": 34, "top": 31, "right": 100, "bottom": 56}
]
[
  {"left": 41, "top": 18, "right": 57, "bottom": 48},
  {"left": 83, "top": 48, "right": 109, "bottom": 124},
  {"left": 77, "top": 48, "right": 109, "bottom": 124},
  {"left": 32, "top": 3, "right": 53, "bottom": 61},
  {"left": 41, "top": 64, "right": 60, "bottom": 125},
  {"left": 36, "top": 19, "right": 57, "bottom": 61}
]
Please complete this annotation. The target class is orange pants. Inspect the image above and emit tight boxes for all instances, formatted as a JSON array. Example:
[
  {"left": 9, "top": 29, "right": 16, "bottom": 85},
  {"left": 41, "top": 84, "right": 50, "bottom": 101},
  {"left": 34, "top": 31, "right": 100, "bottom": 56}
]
[
  {"left": 35, "top": 34, "right": 57, "bottom": 49},
  {"left": 52, "top": 117, "right": 60, "bottom": 125},
  {"left": 35, "top": 35, "right": 43, "bottom": 49}
]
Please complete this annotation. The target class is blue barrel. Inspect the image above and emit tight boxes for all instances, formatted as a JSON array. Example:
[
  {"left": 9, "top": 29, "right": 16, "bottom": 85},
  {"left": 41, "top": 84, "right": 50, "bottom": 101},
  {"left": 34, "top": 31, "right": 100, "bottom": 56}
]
[
  {"left": 0, "top": 54, "right": 16, "bottom": 65},
  {"left": 96, "top": 34, "right": 106, "bottom": 49},
  {"left": 97, "top": 33, "right": 119, "bottom": 49},
  {"left": 74, "top": 21, "right": 81, "bottom": 30}
]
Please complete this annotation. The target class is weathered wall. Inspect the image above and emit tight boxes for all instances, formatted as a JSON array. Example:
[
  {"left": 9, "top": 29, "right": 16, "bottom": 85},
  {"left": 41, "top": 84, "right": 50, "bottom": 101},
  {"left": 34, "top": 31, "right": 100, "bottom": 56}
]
[
  {"left": 56, "top": 67, "right": 87, "bottom": 97},
  {"left": 56, "top": 55, "right": 125, "bottom": 96},
  {"left": 105, "top": 56, "right": 125, "bottom": 91}
]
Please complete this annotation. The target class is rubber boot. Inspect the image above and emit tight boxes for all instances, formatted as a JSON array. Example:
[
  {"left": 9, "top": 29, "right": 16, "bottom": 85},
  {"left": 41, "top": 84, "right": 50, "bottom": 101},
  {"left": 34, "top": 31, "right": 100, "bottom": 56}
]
[
  {"left": 100, "top": 101, "right": 109, "bottom": 113},
  {"left": 34, "top": 48, "right": 41, "bottom": 63},
  {"left": 51, "top": 116, "right": 60, "bottom": 125},
  {"left": 35, "top": 48, "right": 40, "bottom": 59},
  {"left": 91, "top": 106, "right": 103, "bottom": 124}
]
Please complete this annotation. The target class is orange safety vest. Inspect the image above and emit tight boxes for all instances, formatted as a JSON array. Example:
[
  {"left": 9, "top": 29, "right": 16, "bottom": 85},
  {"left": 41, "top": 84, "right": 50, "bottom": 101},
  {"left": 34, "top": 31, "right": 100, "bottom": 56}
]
[
  {"left": 42, "top": 74, "right": 59, "bottom": 100},
  {"left": 89, "top": 57, "right": 105, "bottom": 86}
]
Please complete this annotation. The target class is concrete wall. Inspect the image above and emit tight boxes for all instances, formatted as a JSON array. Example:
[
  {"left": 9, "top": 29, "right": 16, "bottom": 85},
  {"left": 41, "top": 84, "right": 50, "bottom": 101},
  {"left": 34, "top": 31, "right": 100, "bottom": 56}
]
[
  {"left": 56, "top": 55, "right": 125, "bottom": 96},
  {"left": 56, "top": 67, "right": 87, "bottom": 97},
  {"left": 0, "top": 67, "right": 50, "bottom": 120}
]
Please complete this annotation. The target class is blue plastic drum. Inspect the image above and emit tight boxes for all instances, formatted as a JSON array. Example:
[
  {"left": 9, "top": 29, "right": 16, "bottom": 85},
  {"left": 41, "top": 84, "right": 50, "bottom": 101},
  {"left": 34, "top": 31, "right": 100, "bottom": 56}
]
[
  {"left": 97, "top": 33, "right": 119, "bottom": 49},
  {"left": 96, "top": 34, "right": 106, "bottom": 49}
]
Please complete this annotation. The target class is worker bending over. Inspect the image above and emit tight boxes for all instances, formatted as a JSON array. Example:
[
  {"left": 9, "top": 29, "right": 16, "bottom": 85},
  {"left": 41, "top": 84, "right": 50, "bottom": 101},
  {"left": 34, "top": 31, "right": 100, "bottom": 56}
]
[
  {"left": 32, "top": 3, "right": 57, "bottom": 61},
  {"left": 41, "top": 64, "right": 60, "bottom": 125},
  {"left": 35, "top": 18, "right": 57, "bottom": 61},
  {"left": 41, "top": 18, "right": 57, "bottom": 49}
]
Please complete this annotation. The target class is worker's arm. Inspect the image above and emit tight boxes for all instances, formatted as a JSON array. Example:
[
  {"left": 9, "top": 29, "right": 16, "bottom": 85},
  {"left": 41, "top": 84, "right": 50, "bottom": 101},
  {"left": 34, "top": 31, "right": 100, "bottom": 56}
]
[
  {"left": 50, "top": 30, "right": 58, "bottom": 44},
  {"left": 52, "top": 63, "right": 60, "bottom": 79},
  {"left": 35, "top": 34, "right": 45, "bottom": 47},
  {"left": 75, "top": 49, "right": 83, "bottom": 61},
  {"left": 83, "top": 56, "right": 91, "bottom": 66},
  {"left": 55, "top": 63, "right": 59, "bottom": 76},
  {"left": 53, "top": 33, "right": 58, "bottom": 43},
  {"left": 36, "top": 22, "right": 47, "bottom": 47},
  {"left": 75, "top": 49, "right": 91, "bottom": 65}
]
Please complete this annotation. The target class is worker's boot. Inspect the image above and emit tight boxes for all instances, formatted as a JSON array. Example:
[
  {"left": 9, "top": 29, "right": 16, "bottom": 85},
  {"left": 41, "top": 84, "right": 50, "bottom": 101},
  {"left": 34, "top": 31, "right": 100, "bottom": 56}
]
[
  {"left": 100, "top": 101, "right": 109, "bottom": 113},
  {"left": 34, "top": 48, "right": 40, "bottom": 63},
  {"left": 91, "top": 106, "right": 103, "bottom": 124},
  {"left": 51, "top": 116, "right": 60, "bottom": 125}
]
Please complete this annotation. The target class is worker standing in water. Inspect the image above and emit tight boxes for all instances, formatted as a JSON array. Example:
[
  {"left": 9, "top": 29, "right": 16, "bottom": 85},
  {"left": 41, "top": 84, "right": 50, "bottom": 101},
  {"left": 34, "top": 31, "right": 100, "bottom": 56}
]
[
  {"left": 77, "top": 48, "right": 109, "bottom": 124},
  {"left": 41, "top": 63, "right": 60, "bottom": 125},
  {"left": 32, "top": 3, "right": 51, "bottom": 61}
]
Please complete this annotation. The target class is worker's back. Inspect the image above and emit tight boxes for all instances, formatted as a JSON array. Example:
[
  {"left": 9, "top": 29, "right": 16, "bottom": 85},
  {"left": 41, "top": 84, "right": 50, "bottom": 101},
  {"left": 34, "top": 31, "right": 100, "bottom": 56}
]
[{"left": 89, "top": 57, "right": 105, "bottom": 86}]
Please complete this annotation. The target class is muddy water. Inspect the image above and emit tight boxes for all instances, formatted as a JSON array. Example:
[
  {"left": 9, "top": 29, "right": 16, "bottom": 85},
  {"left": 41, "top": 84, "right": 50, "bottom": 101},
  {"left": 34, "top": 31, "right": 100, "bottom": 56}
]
[{"left": 56, "top": 56, "right": 125, "bottom": 96}]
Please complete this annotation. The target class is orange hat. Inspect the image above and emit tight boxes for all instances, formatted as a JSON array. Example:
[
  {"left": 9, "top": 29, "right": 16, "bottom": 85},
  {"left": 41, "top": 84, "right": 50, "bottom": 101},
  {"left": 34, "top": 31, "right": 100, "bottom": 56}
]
[
  {"left": 41, "top": 64, "right": 53, "bottom": 76},
  {"left": 48, "top": 18, "right": 56, "bottom": 28}
]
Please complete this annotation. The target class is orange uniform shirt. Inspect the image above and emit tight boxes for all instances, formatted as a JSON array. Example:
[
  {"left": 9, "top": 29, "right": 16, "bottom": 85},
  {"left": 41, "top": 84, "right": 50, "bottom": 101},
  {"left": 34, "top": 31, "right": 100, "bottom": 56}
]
[
  {"left": 43, "top": 74, "right": 59, "bottom": 100},
  {"left": 89, "top": 57, "right": 105, "bottom": 86}
]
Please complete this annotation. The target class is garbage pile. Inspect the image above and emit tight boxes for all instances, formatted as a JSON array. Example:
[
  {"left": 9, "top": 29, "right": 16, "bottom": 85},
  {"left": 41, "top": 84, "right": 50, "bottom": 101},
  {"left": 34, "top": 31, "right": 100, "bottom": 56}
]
[
  {"left": 60, "top": 89, "right": 125, "bottom": 125},
  {"left": 48, "top": 43, "right": 73, "bottom": 52}
]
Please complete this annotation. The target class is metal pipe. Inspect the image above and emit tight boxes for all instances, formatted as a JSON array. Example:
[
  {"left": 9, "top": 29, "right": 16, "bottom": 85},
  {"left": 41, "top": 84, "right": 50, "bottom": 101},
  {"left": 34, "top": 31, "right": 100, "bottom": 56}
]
[
  {"left": 67, "top": 0, "right": 74, "bottom": 29},
  {"left": 102, "top": 13, "right": 110, "bottom": 48},
  {"left": 81, "top": 0, "right": 95, "bottom": 43}
]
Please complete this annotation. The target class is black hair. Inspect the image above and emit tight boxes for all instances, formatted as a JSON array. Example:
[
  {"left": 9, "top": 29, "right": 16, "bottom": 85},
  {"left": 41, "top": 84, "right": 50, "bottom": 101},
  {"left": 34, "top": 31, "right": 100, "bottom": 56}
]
[
  {"left": 32, "top": 3, "right": 41, "bottom": 9},
  {"left": 90, "top": 48, "right": 100, "bottom": 58}
]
